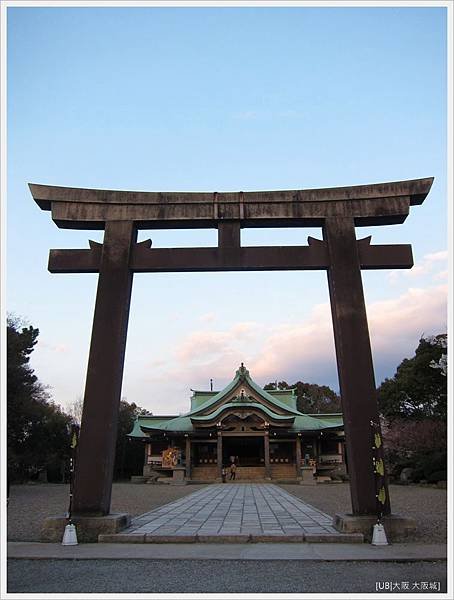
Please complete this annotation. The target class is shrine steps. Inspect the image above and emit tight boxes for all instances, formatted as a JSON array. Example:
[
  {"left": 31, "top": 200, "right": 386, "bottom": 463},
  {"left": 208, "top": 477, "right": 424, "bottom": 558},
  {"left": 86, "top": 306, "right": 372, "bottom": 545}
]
[{"left": 270, "top": 464, "right": 297, "bottom": 478}]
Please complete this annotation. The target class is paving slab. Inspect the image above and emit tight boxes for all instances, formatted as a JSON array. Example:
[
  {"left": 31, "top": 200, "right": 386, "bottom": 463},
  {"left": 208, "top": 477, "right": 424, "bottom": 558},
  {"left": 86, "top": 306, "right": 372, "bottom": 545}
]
[{"left": 101, "top": 483, "right": 363, "bottom": 543}]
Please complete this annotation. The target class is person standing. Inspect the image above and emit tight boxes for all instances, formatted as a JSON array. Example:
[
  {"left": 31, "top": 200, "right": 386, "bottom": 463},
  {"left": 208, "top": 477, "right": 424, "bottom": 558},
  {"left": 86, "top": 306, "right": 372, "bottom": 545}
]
[{"left": 229, "top": 461, "right": 237, "bottom": 481}]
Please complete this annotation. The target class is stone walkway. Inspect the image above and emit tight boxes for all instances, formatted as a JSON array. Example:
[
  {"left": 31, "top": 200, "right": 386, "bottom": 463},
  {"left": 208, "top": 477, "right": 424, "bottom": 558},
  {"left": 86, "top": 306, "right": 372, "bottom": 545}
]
[{"left": 100, "top": 484, "right": 363, "bottom": 543}]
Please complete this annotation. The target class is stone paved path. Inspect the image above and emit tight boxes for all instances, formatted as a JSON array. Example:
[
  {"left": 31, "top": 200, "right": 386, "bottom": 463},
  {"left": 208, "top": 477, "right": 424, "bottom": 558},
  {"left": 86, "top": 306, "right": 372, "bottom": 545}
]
[{"left": 101, "top": 484, "right": 363, "bottom": 543}]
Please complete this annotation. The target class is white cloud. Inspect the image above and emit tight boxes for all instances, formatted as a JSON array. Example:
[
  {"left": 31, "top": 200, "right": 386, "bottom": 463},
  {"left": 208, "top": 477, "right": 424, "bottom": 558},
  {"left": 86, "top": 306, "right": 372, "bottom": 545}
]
[
  {"left": 433, "top": 270, "right": 448, "bottom": 281},
  {"left": 387, "top": 249, "right": 448, "bottom": 284},
  {"left": 152, "top": 283, "right": 447, "bottom": 403},
  {"left": 37, "top": 339, "right": 69, "bottom": 354},
  {"left": 424, "top": 250, "right": 448, "bottom": 262},
  {"left": 199, "top": 312, "right": 217, "bottom": 323},
  {"left": 252, "top": 284, "right": 447, "bottom": 384}
]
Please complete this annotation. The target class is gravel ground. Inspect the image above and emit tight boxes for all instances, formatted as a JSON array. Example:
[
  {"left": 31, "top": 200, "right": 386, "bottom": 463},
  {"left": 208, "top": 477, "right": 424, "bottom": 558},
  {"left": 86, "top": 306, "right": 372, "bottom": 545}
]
[
  {"left": 7, "top": 559, "right": 448, "bottom": 594},
  {"left": 7, "top": 482, "right": 207, "bottom": 542},
  {"left": 280, "top": 483, "right": 447, "bottom": 544},
  {"left": 7, "top": 481, "right": 447, "bottom": 543}
]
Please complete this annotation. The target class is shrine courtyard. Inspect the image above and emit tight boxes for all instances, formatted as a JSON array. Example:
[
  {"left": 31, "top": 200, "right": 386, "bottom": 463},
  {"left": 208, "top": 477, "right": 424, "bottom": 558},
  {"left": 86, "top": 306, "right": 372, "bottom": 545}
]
[{"left": 7, "top": 481, "right": 446, "bottom": 544}]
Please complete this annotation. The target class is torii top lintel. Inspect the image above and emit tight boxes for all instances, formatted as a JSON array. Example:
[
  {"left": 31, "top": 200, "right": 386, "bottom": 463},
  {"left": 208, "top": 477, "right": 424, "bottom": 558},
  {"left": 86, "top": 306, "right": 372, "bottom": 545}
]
[{"left": 29, "top": 177, "right": 433, "bottom": 230}]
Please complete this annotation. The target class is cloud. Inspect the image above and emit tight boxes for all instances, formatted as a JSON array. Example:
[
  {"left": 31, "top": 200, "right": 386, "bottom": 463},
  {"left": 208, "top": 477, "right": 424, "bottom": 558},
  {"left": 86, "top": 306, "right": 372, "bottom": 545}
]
[
  {"left": 37, "top": 340, "right": 69, "bottom": 354},
  {"left": 126, "top": 283, "right": 447, "bottom": 413},
  {"left": 162, "top": 283, "right": 447, "bottom": 395},
  {"left": 175, "top": 322, "right": 261, "bottom": 364},
  {"left": 424, "top": 250, "right": 448, "bottom": 262},
  {"left": 368, "top": 285, "right": 447, "bottom": 346},
  {"left": 148, "top": 358, "right": 166, "bottom": 368},
  {"left": 176, "top": 330, "right": 233, "bottom": 364},
  {"left": 433, "top": 270, "right": 448, "bottom": 281},
  {"left": 199, "top": 312, "right": 217, "bottom": 323},
  {"left": 388, "top": 249, "right": 448, "bottom": 284},
  {"left": 252, "top": 284, "right": 447, "bottom": 386},
  {"left": 230, "top": 321, "right": 261, "bottom": 337}
]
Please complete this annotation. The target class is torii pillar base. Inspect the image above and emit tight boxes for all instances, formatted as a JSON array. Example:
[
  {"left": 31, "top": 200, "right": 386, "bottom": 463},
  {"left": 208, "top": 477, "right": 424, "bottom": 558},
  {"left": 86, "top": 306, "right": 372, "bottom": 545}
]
[
  {"left": 41, "top": 513, "right": 131, "bottom": 543},
  {"left": 333, "top": 513, "right": 417, "bottom": 542}
]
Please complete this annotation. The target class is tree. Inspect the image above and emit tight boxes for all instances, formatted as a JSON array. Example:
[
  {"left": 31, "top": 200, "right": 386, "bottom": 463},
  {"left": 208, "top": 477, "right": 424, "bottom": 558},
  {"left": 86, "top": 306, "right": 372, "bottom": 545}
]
[
  {"left": 7, "top": 316, "right": 74, "bottom": 482},
  {"left": 378, "top": 334, "right": 447, "bottom": 482},
  {"left": 377, "top": 334, "right": 447, "bottom": 421},
  {"left": 264, "top": 381, "right": 290, "bottom": 391},
  {"left": 294, "top": 382, "right": 341, "bottom": 414},
  {"left": 67, "top": 396, "right": 84, "bottom": 425},
  {"left": 264, "top": 380, "right": 341, "bottom": 413},
  {"left": 114, "top": 399, "right": 149, "bottom": 480},
  {"left": 427, "top": 334, "right": 447, "bottom": 377}
]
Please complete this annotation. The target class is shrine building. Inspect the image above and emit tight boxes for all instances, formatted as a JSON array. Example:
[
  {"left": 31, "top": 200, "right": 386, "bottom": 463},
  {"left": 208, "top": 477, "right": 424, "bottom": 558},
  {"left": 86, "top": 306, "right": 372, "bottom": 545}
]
[{"left": 128, "top": 364, "right": 346, "bottom": 483}]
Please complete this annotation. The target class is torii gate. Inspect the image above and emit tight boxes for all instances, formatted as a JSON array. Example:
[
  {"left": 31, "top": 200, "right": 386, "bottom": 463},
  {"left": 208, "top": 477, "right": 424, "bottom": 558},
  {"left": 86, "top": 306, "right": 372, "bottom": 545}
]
[{"left": 30, "top": 177, "right": 433, "bottom": 523}]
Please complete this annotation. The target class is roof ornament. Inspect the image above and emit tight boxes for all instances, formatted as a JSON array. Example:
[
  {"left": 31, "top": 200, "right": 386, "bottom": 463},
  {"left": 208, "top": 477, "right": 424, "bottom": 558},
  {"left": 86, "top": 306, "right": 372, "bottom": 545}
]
[
  {"left": 236, "top": 362, "right": 250, "bottom": 380},
  {"left": 232, "top": 389, "right": 252, "bottom": 403}
]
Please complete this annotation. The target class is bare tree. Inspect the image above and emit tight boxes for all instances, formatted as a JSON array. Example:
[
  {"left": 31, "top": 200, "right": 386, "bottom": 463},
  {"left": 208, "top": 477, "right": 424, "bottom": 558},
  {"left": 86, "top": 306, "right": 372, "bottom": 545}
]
[{"left": 68, "top": 395, "right": 84, "bottom": 425}]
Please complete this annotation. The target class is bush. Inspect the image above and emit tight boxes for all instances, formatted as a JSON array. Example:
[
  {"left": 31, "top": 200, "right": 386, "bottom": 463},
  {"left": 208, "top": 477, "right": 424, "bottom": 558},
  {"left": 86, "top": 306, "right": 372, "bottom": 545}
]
[
  {"left": 427, "top": 470, "right": 447, "bottom": 483},
  {"left": 382, "top": 418, "right": 446, "bottom": 482},
  {"left": 410, "top": 450, "right": 446, "bottom": 482},
  {"left": 419, "top": 450, "right": 446, "bottom": 478}
]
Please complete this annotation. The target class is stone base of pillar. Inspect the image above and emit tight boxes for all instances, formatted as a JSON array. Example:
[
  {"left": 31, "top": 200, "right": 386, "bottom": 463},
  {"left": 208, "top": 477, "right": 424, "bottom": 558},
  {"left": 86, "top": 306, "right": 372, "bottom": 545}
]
[
  {"left": 333, "top": 513, "right": 417, "bottom": 542},
  {"left": 299, "top": 466, "right": 316, "bottom": 485},
  {"left": 41, "top": 513, "right": 131, "bottom": 543}
]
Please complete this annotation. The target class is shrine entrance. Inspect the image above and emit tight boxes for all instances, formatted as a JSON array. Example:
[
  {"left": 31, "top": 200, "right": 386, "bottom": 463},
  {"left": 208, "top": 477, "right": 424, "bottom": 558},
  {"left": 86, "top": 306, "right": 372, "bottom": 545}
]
[
  {"left": 31, "top": 176, "right": 433, "bottom": 524},
  {"left": 223, "top": 436, "right": 264, "bottom": 467}
]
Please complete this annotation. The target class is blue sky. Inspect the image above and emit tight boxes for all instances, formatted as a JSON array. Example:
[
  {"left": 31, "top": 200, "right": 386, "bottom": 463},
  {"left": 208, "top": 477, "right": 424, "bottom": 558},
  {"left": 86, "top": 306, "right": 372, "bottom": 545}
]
[{"left": 7, "top": 6, "right": 448, "bottom": 414}]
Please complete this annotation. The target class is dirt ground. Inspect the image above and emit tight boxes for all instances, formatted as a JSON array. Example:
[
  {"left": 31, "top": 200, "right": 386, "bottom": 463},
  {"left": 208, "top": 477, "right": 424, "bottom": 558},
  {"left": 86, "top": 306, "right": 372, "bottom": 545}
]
[{"left": 280, "top": 483, "right": 447, "bottom": 543}]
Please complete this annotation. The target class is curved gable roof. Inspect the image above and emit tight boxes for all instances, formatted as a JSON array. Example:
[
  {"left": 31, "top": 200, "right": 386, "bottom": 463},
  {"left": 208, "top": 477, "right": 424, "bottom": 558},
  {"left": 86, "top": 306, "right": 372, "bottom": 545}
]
[
  {"left": 127, "top": 366, "right": 344, "bottom": 437},
  {"left": 189, "top": 364, "right": 302, "bottom": 417}
]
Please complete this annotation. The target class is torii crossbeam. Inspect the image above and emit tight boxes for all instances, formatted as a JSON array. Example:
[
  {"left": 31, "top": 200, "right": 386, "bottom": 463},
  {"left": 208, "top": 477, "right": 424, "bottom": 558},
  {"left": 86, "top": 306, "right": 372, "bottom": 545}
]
[{"left": 30, "top": 177, "right": 433, "bottom": 519}]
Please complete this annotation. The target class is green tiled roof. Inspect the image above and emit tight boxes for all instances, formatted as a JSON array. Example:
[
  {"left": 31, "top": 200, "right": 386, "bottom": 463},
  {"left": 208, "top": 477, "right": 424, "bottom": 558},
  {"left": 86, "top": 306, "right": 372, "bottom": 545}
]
[
  {"left": 268, "top": 389, "right": 298, "bottom": 410},
  {"left": 293, "top": 414, "right": 343, "bottom": 431},
  {"left": 190, "top": 390, "right": 218, "bottom": 411},
  {"left": 140, "top": 415, "right": 194, "bottom": 433},
  {"left": 189, "top": 365, "right": 300, "bottom": 417},
  {"left": 127, "top": 365, "right": 344, "bottom": 437}
]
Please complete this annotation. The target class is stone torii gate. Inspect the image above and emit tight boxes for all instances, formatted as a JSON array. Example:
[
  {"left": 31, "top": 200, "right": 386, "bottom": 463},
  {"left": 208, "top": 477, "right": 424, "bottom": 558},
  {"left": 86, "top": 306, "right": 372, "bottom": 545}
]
[{"left": 31, "top": 177, "right": 433, "bottom": 536}]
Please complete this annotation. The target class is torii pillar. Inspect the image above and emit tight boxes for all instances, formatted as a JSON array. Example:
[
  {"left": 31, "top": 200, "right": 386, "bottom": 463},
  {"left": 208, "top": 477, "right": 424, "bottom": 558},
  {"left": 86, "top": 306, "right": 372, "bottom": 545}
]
[
  {"left": 73, "top": 221, "right": 137, "bottom": 515},
  {"left": 324, "top": 217, "right": 388, "bottom": 515}
]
